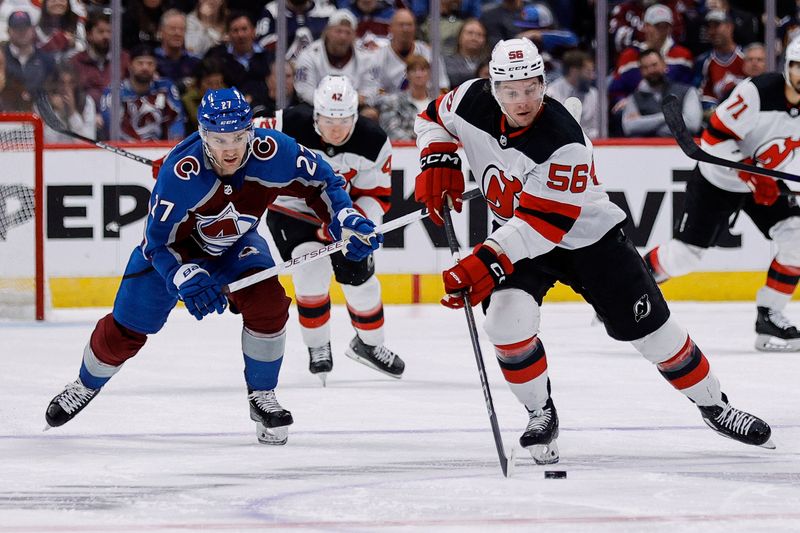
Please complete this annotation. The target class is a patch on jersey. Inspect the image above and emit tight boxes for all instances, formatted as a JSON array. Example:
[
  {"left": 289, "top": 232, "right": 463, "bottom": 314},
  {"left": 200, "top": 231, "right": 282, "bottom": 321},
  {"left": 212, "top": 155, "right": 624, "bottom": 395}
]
[
  {"left": 481, "top": 165, "right": 523, "bottom": 221},
  {"left": 224, "top": 184, "right": 233, "bottom": 195},
  {"left": 252, "top": 136, "right": 278, "bottom": 160},
  {"left": 194, "top": 203, "right": 259, "bottom": 256},
  {"left": 238, "top": 246, "right": 260, "bottom": 259},
  {"left": 754, "top": 136, "right": 800, "bottom": 169},
  {"left": 174, "top": 156, "right": 200, "bottom": 180},
  {"left": 633, "top": 294, "right": 651, "bottom": 323},
  {"left": 445, "top": 91, "right": 455, "bottom": 112}
]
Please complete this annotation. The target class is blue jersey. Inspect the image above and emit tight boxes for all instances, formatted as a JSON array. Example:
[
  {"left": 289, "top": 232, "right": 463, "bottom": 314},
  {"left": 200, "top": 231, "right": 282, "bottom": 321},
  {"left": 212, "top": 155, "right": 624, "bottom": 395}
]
[{"left": 141, "top": 128, "right": 353, "bottom": 281}]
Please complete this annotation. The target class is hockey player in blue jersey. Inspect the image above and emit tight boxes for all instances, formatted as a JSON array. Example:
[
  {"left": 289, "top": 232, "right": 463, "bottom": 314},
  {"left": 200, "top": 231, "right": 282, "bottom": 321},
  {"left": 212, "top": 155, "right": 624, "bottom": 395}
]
[{"left": 43, "top": 87, "right": 382, "bottom": 445}]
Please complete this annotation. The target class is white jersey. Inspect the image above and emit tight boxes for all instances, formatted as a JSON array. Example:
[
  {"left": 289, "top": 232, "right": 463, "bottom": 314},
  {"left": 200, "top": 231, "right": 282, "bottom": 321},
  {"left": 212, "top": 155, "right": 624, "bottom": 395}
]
[
  {"left": 415, "top": 78, "right": 625, "bottom": 264},
  {"left": 700, "top": 73, "right": 800, "bottom": 192},
  {"left": 294, "top": 39, "right": 381, "bottom": 106},
  {"left": 255, "top": 104, "right": 392, "bottom": 223},
  {"left": 372, "top": 40, "right": 450, "bottom": 95}
]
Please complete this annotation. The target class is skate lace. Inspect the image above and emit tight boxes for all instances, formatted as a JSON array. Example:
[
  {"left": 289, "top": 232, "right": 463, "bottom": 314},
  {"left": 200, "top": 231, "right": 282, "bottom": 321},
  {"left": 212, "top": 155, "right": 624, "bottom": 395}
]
[
  {"left": 526, "top": 407, "right": 552, "bottom": 432},
  {"left": 309, "top": 345, "right": 331, "bottom": 364},
  {"left": 714, "top": 403, "right": 756, "bottom": 436},
  {"left": 372, "top": 345, "right": 396, "bottom": 366},
  {"left": 768, "top": 309, "right": 794, "bottom": 331},
  {"left": 248, "top": 390, "right": 283, "bottom": 413},
  {"left": 58, "top": 381, "right": 96, "bottom": 414}
]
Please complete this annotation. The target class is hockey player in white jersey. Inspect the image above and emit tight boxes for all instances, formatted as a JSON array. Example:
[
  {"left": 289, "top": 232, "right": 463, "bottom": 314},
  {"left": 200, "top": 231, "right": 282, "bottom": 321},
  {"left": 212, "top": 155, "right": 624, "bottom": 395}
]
[
  {"left": 415, "top": 38, "right": 774, "bottom": 463},
  {"left": 644, "top": 37, "right": 800, "bottom": 352},
  {"left": 257, "top": 75, "right": 405, "bottom": 384}
]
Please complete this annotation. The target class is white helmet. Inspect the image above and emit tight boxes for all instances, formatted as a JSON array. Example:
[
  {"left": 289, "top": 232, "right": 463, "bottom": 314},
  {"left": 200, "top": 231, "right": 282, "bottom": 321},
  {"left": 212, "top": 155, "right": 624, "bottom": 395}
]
[
  {"left": 785, "top": 36, "right": 800, "bottom": 85},
  {"left": 313, "top": 75, "right": 359, "bottom": 143},
  {"left": 489, "top": 38, "right": 545, "bottom": 83}
]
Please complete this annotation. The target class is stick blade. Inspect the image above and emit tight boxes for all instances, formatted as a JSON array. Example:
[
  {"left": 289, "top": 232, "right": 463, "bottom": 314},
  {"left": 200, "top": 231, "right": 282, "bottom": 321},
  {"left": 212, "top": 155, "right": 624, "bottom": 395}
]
[{"left": 34, "top": 91, "right": 68, "bottom": 132}]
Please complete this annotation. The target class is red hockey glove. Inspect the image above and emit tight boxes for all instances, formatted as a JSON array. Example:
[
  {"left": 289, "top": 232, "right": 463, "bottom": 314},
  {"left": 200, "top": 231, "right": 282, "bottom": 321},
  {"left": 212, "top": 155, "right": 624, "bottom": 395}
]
[
  {"left": 739, "top": 170, "right": 779, "bottom": 206},
  {"left": 151, "top": 156, "right": 165, "bottom": 180},
  {"left": 441, "top": 244, "right": 514, "bottom": 309},
  {"left": 415, "top": 142, "right": 464, "bottom": 226}
]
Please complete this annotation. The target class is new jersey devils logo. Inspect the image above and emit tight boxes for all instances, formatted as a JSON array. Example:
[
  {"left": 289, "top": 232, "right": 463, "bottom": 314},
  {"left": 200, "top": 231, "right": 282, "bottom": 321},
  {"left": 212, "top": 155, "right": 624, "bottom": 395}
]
[
  {"left": 482, "top": 165, "right": 523, "bottom": 220},
  {"left": 338, "top": 168, "right": 358, "bottom": 183},
  {"left": 755, "top": 137, "right": 800, "bottom": 169},
  {"left": 174, "top": 156, "right": 200, "bottom": 180},
  {"left": 633, "top": 294, "right": 651, "bottom": 323},
  {"left": 252, "top": 136, "right": 278, "bottom": 160}
]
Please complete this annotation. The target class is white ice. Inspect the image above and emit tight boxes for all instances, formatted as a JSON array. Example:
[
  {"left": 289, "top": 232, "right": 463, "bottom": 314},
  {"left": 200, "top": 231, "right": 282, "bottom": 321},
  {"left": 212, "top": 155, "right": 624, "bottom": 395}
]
[{"left": 1, "top": 302, "right": 800, "bottom": 532}]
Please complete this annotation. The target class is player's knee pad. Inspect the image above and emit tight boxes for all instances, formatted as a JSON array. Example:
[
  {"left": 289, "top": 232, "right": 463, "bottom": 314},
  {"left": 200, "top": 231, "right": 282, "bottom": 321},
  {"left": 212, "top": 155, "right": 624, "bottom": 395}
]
[
  {"left": 341, "top": 275, "right": 381, "bottom": 310},
  {"left": 291, "top": 241, "right": 333, "bottom": 296},
  {"left": 333, "top": 254, "right": 375, "bottom": 286},
  {"left": 89, "top": 313, "right": 147, "bottom": 366},
  {"left": 484, "top": 289, "right": 540, "bottom": 346},
  {"left": 242, "top": 326, "right": 286, "bottom": 362},
  {"left": 656, "top": 240, "right": 706, "bottom": 278},
  {"left": 771, "top": 216, "right": 800, "bottom": 266},
  {"left": 228, "top": 274, "right": 291, "bottom": 334},
  {"left": 629, "top": 316, "right": 688, "bottom": 364}
]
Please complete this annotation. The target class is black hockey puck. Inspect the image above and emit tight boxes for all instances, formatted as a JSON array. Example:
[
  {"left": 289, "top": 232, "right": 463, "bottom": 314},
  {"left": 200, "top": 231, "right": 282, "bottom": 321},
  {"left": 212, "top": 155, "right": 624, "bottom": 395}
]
[{"left": 544, "top": 470, "right": 567, "bottom": 479}]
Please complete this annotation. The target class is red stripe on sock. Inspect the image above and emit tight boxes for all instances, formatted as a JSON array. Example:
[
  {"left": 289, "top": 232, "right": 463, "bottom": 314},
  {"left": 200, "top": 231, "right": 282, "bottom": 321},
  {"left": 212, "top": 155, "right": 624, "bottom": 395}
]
[
  {"left": 500, "top": 356, "right": 547, "bottom": 384},
  {"left": 670, "top": 355, "right": 710, "bottom": 390},
  {"left": 766, "top": 278, "right": 797, "bottom": 294}
]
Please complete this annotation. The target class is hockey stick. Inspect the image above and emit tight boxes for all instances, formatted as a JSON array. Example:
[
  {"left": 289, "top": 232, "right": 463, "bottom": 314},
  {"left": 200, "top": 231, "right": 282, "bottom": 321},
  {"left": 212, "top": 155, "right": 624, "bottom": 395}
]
[
  {"left": 35, "top": 91, "right": 156, "bottom": 166},
  {"left": 441, "top": 202, "right": 516, "bottom": 478},
  {"left": 662, "top": 94, "right": 800, "bottom": 183},
  {"left": 225, "top": 188, "right": 484, "bottom": 293}
]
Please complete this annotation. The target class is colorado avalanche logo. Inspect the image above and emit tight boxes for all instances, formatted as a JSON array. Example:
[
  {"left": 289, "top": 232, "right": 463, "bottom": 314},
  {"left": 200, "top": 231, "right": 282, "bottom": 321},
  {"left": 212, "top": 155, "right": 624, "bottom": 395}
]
[
  {"left": 252, "top": 136, "right": 278, "bottom": 160},
  {"left": 174, "top": 156, "right": 200, "bottom": 180},
  {"left": 754, "top": 137, "right": 800, "bottom": 169},
  {"left": 482, "top": 165, "right": 523, "bottom": 220},
  {"left": 194, "top": 203, "right": 258, "bottom": 256}
]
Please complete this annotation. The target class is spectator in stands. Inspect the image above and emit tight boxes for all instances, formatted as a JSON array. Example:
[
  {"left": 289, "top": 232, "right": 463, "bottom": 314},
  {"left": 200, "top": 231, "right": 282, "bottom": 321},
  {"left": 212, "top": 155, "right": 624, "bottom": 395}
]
[
  {"left": 411, "top": 0, "right": 480, "bottom": 22},
  {"left": 205, "top": 11, "right": 272, "bottom": 104},
  {"left": 255, "top": 0, "right": 333, "bottom": 61},
  {"left": 420, "top": 0, "right": 466, "bottom": 57},
  {"left": 742, "top": 42, "right": 767, "bottom": 78},
  {"left": 0, "top": 0, "right": 40, "bottom": 44},
  {"left": 121, "top": 0, "right": 165, "bottom": 50},
  {"left": 226, "top": 0, "right": 266, "bottom": 22},
  {"left": 373, "top": 9, "right": 449, "bottom": 95},
  {"left": 609, "top": 0, "right": 690, "bottom": 60},
  {"left": 155, "top": 9, "right": 200, "bottom": 96},
  {"left": 100, "top": 44, "right": 184, "bottom": 141},
  {"left": 444, "top": 18, "right": 488, "bottom": 88},
  {"left": 609, "top": 4, "right": 694, "bottom": 106},
  {"left": 693, "top": 0, "right": 760, "bottom": 56},
  {"left": 251, "top": 59, "right": 299, "bottom": 117},
  {"left": 514, "top": 2, "right": 578, "bottom": 54},
  {"left": 621, "top": 48, "right": 702, "bottom": 137},
  {"left": 36, "top": 0, "right": 85, "bottom": 61},
  {"left": 2, "top": 11, "right": 55, "bottom": 112},
  {"left": 181, "top": 56, "right": 227, "bottom": 134},
  {"left": 377, "top": 54, "right": 432, "bottom": 141},
  {"left": 39, "top": 63, "right": 96, "bottom": 143},
  {"left": 294, "top": 10, "right": 379, "bottom": 107},
  {"left": 480, "top": 0, "right": 522, "bottom": 49},
  {"left": 185, "top": 0, "right": 227, "bottom": 57},
  {"left": 70, "top": 12, "right": 130, "bottom": 109},
  {"left": 475, "top": 58, "right": 489, "bottom": 79},
  {"left": 695, "top": 9, "right": 744, "bottom": 115},
  {"left": 546, "top": 49, "right": 599, "bottom": 139},
  {"left": 345, "top": 0, "right": 394, "bottom": 50}
]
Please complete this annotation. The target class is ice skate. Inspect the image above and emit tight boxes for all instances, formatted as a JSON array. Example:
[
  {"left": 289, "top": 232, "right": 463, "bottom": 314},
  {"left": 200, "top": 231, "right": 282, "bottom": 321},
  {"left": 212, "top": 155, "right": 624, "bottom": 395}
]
[
  {"left": 755, "top": 306, "right": 800, "bottom": 352},
  {"left": 44, "top": 379, "right": 100, "bottom": 429},
  {"left": 520, "top": 397, "right": 560, "bottom": 464},
  {"left": 698, "top": 393, "right": 775, "bottom": 449},
  {"left": 308, "top": 342, "right": 333, "bottom": 386},
  {"left": 248, "top": 389, "right": 293, "bottom": 445},
  {"left": 344, "top": 336, "right": 405, "bottom": 378}
]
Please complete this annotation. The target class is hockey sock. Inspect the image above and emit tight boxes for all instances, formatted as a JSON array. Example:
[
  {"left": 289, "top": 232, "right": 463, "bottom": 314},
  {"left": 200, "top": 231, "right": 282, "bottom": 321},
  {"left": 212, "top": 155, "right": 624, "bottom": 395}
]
[
  {"left": 495, "top": 336, "right": 550, "bottom": 411},
  {"left": 656, "top": 336, "right": 721, "bottom": 406},
  {"left": 762, "top": 259, "right": 800, "bottom": 302},
  {"left": 242, "top": 327, "right": 286, "bottom": 390},
  {"left": 342, "top": 277, "right": 384, "bottom": 347},
  {"left": 296, "top": 293, "right": 332, "bottom": 348}
]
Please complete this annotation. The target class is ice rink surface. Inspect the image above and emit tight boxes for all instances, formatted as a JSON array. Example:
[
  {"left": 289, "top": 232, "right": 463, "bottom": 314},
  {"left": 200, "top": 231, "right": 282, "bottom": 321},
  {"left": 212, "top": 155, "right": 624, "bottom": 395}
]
[{"left": 2, "top": 301, "right": 800, "bottom": 532}]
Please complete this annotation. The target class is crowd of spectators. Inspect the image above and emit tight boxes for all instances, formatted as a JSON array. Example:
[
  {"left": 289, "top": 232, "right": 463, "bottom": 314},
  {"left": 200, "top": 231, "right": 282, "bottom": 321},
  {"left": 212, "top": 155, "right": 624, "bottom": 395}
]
[{"left": 0, "top": 0, "right": 797, "bottom": 141}]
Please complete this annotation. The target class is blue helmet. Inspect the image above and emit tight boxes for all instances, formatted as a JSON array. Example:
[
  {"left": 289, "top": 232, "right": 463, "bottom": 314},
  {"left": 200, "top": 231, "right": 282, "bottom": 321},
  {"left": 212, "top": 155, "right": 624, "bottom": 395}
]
[{"left": 197, "top": 87, "right": 252, "bottom": 133}]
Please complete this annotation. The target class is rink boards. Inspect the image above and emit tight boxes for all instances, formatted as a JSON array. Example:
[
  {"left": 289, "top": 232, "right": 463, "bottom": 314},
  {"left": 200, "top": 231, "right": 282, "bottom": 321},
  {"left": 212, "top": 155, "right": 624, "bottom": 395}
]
[{"left": 2, "top": 139, "right": 790, "bottom": 307}]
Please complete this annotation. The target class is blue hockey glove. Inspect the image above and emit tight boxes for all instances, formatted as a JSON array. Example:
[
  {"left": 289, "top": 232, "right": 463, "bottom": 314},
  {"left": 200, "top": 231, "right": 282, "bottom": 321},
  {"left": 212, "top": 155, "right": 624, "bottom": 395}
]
[
  {"left": 328, "top": 208, "right": 384, "bottom": 262},
  {"left": 170, "top": 263, "right": 227, "bottom": 320}
]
